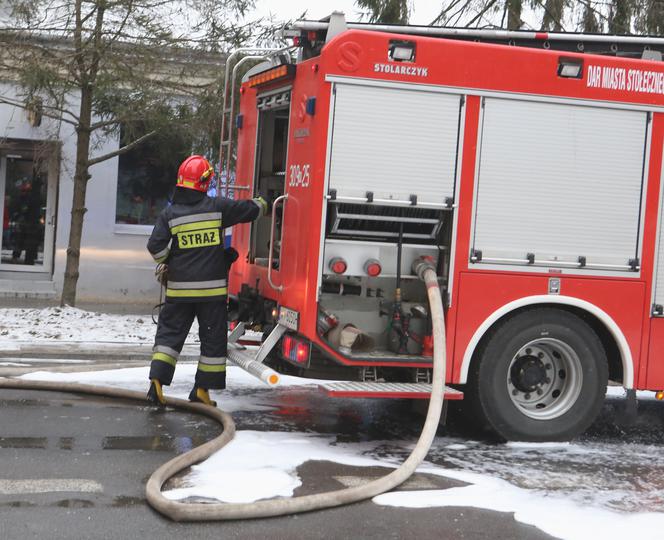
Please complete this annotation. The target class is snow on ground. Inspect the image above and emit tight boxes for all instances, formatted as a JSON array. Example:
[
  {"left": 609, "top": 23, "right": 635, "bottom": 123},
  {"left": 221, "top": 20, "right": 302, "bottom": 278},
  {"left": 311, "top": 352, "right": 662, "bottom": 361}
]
[
  {"left": 0, "top": 306, "right": 263, "bottom": 345},
  {"left": 374, "top": 468, "right": 664, "bottom": 540},
  {"left": 15, "top": 364, "right": 664, "bottom": 540},
  {"left": 163, "top": 430, "right": 386, "bottom": 503},
  {"left": 0, "top": 306, "right": 174, "bottom": 343}
]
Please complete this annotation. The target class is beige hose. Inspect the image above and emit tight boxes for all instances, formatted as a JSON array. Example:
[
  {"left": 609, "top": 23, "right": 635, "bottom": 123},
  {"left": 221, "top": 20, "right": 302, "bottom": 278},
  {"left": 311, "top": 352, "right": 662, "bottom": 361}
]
[{"left": 0, "top": 264, "right": 445, "bottom": 521}]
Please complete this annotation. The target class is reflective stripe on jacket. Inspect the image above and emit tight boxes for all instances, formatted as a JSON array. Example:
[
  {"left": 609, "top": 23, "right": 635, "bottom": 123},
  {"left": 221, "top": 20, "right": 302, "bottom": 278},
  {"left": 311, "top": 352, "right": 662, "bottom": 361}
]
[{"left": 147, "top": 189, "right": 261, "bottom": 303}]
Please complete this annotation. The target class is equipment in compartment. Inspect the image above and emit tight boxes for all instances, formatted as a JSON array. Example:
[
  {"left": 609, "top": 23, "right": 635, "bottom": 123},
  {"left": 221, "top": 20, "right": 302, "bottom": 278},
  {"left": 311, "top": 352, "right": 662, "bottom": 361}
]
[
  {"left": 319, "top": 201, "right": 447, "bottom": 359},
  {"left": 387, "top": 223, "right": 410, "bottom": 354}
]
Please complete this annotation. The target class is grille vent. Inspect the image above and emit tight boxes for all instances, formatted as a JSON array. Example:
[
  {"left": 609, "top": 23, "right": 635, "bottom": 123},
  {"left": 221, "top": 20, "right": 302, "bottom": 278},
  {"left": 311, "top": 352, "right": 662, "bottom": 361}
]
[{"left": 327, "top": 203, "right": 444, "bottom": 244}]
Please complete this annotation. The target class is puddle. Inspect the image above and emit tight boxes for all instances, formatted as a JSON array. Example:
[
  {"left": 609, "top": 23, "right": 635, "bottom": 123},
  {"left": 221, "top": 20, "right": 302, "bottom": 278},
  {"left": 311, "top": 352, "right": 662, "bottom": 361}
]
[
  {"left": 0, "top": 399, "right": 42, "bottom": 407},
  {"left": 54, "top": 498, "right": 95, "bottom": 508},
  {"left": 111, "top": 496, "right": 144, "bottom": 507},
  {"left": 101, "top": 435, "right": 208, "bottom": 452},
  {"left": 58, "top": 437, "right": 74, "bottom": 450},
  {"left": 0, "top": 437, "right": 48, "bottom": 449}
]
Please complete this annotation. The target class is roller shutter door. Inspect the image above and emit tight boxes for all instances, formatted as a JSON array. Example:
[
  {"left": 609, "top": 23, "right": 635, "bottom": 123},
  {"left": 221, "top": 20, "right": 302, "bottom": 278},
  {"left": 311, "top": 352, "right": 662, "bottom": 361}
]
[
  {"left": 652, "top": 186, "right": 664, "bottom": 309},
  {"left": 472, "top": 98, "right": 647, "bottom": 270},
  {"left": 328, "top": 83, "right": 461, "bottom": 204}
]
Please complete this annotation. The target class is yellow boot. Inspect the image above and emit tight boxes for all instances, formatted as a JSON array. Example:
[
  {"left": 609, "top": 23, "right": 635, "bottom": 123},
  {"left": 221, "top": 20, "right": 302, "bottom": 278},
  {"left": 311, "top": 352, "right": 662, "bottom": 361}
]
[
  {"left": 188, "top": 386, "right": 217, "bottom": 407},
  {"left": 147, "top": 379, "right": 166, "bottom": 406}
]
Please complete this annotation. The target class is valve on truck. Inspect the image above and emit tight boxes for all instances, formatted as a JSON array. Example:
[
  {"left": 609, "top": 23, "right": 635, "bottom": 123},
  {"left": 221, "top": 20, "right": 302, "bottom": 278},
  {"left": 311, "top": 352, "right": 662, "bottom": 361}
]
[{"left": 387, "top": 221, "right": 414, "bottom": 354}]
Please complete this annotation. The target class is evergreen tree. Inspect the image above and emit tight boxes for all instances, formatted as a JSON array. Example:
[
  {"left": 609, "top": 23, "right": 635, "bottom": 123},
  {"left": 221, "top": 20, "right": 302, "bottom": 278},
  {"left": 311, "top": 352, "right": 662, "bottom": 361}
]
[
  {"left": 609, "top": 0, "right": 633, "bottom": 33},
  {"left": 541, "top": 0, "right": 567, "bottom": 31},
  {"left": 356, "top": 0, "right": 411, "bottom": 24}
]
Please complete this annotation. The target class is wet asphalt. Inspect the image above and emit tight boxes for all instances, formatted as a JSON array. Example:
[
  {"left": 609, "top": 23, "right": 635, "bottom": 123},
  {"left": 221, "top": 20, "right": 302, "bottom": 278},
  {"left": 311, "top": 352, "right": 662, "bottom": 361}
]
[
  {"left": 0, "top": 383, "right": 557, "bottom": 540},
  {"left": 2, "top": 361, "right": 663, "bottom": 540}
]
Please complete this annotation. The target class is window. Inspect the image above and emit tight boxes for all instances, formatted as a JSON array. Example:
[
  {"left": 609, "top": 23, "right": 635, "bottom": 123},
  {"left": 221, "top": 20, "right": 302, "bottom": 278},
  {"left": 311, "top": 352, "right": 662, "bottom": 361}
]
[{"left": 115, "top": 129, "right": 189, "bottom": 226}]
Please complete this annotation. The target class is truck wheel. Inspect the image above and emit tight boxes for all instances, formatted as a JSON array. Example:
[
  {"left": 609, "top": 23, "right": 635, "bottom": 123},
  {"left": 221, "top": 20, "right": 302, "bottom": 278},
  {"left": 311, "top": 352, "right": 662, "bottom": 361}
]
[{"left": 467, "top": 308, "right": 608, "bottom": 441}]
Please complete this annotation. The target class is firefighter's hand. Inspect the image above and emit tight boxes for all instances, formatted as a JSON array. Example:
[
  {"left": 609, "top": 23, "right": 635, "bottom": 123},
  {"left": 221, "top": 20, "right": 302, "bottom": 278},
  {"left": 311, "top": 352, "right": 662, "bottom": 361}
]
[
  {"left": 224, "top": 247, "right": 239, "bottom": 273},
  {"left": 255, "top": 196, "right": 270, "bottom": 217},
  {"left": 155, "top": 263, "right": 168, "bottom": 286}
]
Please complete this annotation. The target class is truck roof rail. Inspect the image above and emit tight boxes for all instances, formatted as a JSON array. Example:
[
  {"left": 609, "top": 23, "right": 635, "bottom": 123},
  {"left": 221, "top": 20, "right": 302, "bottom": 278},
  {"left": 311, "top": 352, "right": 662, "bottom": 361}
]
[{"left": 283, "top": 12, "right": 664, "bottom": 60}]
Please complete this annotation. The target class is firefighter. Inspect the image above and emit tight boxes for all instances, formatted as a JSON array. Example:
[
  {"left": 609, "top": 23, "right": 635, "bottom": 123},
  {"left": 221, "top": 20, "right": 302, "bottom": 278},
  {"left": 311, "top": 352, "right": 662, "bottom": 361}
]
[{"left": 146, "top": 155, "right": 268, "bottom": 406}]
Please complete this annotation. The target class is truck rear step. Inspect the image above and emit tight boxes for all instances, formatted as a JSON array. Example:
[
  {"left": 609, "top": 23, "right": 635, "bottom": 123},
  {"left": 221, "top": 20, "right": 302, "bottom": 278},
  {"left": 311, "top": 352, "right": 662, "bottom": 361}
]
[{"left": 319, "top": 381, "right": 463, "bottom": 400}]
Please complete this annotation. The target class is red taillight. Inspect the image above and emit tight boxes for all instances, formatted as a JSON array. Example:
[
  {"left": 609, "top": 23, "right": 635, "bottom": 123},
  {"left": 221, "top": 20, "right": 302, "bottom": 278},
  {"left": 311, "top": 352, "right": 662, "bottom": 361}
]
[
  {"left": 293, "top": 36, "right": 301, "bottom": 46},
  {"left": 229, "top": 320, "right": 238, "bottom": 331},
  {"left": 296, "top": 342, "right": 310, "bottom": 363},
  {"left": 364, "top": 259, "right": 382, "bottom": 277},
  {"left": 281, "top": 335, "right": 311, "bottom": 365},
  {"left": 283, "top": 335, "right": 295, "bottom": 358},
  {"left": 329, "top": 257, "right": 347, "bottom": 274}
]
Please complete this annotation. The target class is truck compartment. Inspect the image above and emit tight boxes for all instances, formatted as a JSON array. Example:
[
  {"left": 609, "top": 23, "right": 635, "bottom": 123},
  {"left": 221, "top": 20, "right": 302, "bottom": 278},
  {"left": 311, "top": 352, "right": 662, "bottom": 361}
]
[{"left": 317, "top": 201, "right": 452, "bottom": 362}]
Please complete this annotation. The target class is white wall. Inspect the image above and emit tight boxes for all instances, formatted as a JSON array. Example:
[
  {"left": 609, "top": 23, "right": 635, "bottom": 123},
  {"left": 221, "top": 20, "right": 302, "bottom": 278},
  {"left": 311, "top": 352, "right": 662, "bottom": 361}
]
[{"left": 0, "top": 82, "right": 161, "bottom": 303}]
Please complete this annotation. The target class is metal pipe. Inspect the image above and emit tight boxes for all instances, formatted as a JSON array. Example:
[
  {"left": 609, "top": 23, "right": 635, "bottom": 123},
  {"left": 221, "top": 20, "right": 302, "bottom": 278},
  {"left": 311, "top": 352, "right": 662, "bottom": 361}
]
[
  {"left": 289, "top": 19, "right": 664, "bottom": 46},
  {"left": 227, "top": 345, "right": 280, "bottom": 386},
  {"left": 267, "top": 194, "right": 288, "bottom": 292},
  {"left": 224, "top": 55, "right": 265, "bottom": 197},
  {"left": 217, "top": 47, "right": 287, "bottom": 198}
]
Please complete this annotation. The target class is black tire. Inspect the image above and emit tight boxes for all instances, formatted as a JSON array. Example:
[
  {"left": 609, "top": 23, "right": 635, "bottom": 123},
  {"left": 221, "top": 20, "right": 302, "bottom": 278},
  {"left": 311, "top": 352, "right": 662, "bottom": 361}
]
[{"left": 465, "top": 308, "right": 608, "bottom": 442}]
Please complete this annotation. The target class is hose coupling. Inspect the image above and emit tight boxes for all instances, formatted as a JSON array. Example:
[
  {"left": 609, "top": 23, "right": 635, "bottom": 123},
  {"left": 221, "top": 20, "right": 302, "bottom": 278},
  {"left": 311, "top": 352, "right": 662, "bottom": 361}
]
[{"left": 412, "top": 256, "right": 437, "bottom": 281}]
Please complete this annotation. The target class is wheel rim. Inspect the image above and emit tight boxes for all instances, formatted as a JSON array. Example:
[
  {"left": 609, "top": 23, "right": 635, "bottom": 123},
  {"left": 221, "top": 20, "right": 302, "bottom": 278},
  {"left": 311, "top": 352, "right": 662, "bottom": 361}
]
[{"left": 506, "top": 338, "right": 583, "bottom": 420}]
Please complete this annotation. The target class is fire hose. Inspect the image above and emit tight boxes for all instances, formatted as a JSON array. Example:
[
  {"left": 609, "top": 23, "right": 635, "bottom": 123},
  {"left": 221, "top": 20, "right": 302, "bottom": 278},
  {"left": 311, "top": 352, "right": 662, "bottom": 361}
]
[{"left": 0, "top": 258, "right": 445, "bottom": 521}]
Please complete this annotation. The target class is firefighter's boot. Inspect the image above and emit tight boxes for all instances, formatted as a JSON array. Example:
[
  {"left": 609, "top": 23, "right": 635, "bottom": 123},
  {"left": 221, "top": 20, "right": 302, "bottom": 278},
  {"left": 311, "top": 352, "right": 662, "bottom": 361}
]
[
  {"left": 188, "top": 386, "right": 217, "bottom": 407},
  {"left": 147, "top": 378, "right": 166, "bottom": 406}
]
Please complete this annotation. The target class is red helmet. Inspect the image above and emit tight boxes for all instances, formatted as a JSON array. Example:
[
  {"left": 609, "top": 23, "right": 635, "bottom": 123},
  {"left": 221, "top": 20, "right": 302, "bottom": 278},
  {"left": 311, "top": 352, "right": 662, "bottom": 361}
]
[{"left": 176, "top": 155, "right": 214, "bottom": 192}]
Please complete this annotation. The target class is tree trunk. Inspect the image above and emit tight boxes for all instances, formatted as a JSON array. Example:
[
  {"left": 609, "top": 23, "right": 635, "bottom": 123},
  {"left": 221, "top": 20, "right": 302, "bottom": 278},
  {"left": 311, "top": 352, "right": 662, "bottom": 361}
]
[
  {"left": 582, "top": 4, "right": 600, "bottom": 33},
  {"left": 506, "top": 0, "right": 523, "bottom": 29},
  {"left": 541, "top": 0, "right": 565, "bottom": 31},
  {"left": 60, "top": 85, "right": 93, "bottom": 306},
  {"left": 609, "top": 0, "right": 632, "bottom": 34}
]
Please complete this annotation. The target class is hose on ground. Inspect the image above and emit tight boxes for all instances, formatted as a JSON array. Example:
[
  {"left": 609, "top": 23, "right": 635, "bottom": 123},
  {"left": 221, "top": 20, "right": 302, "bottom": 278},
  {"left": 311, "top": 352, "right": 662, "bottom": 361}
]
[{"left": 0, "top": 263, "right": 445, "bottom": 521}]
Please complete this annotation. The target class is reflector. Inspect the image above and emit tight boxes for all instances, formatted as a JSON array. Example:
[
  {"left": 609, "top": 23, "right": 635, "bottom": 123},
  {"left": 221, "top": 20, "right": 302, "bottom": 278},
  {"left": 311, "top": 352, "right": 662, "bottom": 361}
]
[
  {"left": 247, "top": 64, "right": 295, "bottom": 88},
  {"left": 329, "top": 257, "right": 347, "bottom": 274},
  {"left": 364, "top": 259, "right": 382, "bottom": 277}
]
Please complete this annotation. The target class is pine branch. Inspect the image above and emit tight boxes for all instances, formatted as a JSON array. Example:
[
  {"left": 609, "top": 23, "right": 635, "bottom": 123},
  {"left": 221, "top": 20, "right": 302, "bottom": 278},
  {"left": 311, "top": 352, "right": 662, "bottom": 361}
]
[
  {"left": 87, "top": 130, "right": 156, "bottom": 166},
  {"left": 430, "top": 0, "right": 465, "bottom": 26},
  {"left": 465, "top": 0, "right": 499, "bottom": 27},
  {"left": 0, "top": 95, "right": 78, "bottom": 126}
]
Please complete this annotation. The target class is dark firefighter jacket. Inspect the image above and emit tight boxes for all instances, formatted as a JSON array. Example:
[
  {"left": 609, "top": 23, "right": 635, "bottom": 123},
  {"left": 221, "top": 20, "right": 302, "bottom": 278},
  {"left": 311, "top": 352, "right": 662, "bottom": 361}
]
[{"left": 147, "top": 188, "right": 264, "bottom": 302}]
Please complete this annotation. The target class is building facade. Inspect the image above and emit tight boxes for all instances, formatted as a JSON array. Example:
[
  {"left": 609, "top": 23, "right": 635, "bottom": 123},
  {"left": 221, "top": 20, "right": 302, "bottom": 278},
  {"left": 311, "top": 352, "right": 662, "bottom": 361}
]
[{"left": 0, "top": 82, "right": 172, "bottom": 303}]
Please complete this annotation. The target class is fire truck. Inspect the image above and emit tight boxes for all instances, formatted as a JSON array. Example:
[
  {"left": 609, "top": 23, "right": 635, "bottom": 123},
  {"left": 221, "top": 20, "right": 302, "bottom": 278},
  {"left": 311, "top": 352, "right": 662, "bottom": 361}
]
[{"left": 221, "top": 12, "right": 664, "bottom": 442}]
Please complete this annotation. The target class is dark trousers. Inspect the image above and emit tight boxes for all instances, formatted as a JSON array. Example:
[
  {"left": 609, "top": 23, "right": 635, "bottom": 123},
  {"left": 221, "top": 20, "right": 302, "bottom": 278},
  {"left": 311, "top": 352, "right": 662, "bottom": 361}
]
[{"left": 149, "top": 301, "right": 227, "bottom": 389}]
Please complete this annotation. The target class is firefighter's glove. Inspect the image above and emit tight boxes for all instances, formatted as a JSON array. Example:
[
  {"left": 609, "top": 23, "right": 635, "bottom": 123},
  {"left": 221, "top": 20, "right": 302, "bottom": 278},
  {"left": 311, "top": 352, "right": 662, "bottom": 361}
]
[
  {"left": 254, "top": 196, "right": 270, "bottom": 217},
  {"left": 155, "top": 263, "right": 168, "bottom": 287},
  {"left": 224, "top": 247, "right": 239, "bottom": 273}
]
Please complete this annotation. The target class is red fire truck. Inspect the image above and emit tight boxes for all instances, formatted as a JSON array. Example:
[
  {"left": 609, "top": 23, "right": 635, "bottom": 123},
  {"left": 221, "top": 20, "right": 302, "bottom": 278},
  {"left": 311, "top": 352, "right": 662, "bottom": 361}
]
[{"left": 222, "top": 13, "right": 664, "bottom": 441}]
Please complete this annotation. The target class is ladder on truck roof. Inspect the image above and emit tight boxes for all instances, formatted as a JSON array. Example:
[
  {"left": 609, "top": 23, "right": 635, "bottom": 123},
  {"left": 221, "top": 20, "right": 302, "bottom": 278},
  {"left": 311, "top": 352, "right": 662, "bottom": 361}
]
[{"left": 282, "top": 11, "right": 664, "bottom": 60}]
